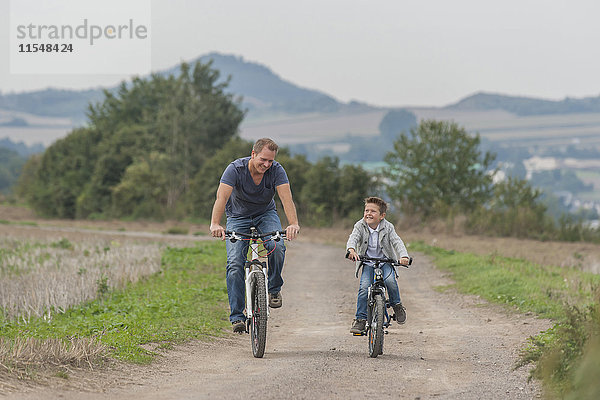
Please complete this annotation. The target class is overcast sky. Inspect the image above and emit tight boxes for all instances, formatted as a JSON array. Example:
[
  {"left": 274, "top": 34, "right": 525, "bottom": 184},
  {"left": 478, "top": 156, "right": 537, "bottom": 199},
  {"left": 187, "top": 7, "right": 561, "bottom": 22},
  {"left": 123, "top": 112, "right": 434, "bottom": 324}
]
[{"left": 1, "top": 0, "right": 599, "bottom": 107}]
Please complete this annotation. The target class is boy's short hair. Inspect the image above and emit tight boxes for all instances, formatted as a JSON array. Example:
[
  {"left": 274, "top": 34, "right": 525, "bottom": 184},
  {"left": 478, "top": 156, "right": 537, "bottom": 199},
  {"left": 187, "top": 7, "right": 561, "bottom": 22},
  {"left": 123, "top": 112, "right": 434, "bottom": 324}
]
[
  {"left": 253, "top": 138, "right": 279, "bottom": 154},
  {"left": 365, "top": 196, "right": 387, "bottom": 215}
]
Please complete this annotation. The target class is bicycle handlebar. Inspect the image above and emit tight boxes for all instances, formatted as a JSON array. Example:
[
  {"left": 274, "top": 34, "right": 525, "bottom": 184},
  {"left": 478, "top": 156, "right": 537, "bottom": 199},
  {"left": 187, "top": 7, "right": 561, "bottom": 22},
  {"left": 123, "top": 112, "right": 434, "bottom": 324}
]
[
  {"left": 224, "top": 230, "right": 287, "bottom": 242},
  {"left": 345, "top": 251, "right": 412, "bottom": 268}
]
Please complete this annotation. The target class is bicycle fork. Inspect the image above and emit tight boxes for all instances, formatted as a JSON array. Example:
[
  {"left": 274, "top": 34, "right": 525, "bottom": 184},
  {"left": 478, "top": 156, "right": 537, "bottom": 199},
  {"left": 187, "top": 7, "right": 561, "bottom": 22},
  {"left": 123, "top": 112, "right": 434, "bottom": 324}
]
[
  {"left": 245, "top": 240, "right": 270, "bottom": 319},
  {"left": 367, "top": 286, "right": 390, "bottom": 331}
]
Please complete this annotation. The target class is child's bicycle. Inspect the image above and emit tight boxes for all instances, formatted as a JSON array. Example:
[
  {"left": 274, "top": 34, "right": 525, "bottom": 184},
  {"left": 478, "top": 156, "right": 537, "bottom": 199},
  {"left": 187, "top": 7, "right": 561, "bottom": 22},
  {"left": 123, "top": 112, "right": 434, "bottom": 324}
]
[
  {"left": 224, "top": 227, "right": 286, "bottom": 358},
  {"left": 347, "top": 253, "right": 412, "bottom": 358}
]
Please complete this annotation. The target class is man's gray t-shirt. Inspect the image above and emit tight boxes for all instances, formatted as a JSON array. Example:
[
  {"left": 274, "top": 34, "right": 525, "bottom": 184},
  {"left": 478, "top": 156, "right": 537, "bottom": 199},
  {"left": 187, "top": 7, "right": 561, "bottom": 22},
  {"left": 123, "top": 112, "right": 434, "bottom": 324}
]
[{"left": 220, "top": 157, "right": 289, "bottom": 218}]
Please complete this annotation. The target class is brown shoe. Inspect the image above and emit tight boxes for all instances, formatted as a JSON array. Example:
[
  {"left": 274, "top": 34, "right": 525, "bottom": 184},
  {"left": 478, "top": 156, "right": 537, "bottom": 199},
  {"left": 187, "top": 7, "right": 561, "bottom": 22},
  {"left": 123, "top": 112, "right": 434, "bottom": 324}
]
[
  {"left": 232, "top": 320, "right": 245, "bottom": 333},
  {"left": 393, "top": 304, "right": 406, "bottom": 324},
  {"left": 269, "top": 292, "right": 282, "bottom": 308},
  {"left": 350, "top": 319, "right": 366, "bottom": 334}
]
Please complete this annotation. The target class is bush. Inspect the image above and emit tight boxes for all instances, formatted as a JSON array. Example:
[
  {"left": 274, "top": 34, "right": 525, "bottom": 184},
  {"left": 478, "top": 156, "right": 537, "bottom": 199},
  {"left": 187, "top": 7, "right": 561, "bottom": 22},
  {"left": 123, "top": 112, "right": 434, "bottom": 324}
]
[
  {"left": 466, "top": 177, "right": 553, "bottom": 239},
  {"left": 524, "top": 292, "right": 600, "bottom": 398}
]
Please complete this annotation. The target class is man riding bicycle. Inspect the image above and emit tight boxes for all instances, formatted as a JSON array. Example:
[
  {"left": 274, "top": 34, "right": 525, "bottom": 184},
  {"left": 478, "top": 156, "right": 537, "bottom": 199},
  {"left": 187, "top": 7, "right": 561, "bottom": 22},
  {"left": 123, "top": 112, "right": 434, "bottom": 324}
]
[{"left": 210, "top": 138, "right": 300, "bottom": 333}]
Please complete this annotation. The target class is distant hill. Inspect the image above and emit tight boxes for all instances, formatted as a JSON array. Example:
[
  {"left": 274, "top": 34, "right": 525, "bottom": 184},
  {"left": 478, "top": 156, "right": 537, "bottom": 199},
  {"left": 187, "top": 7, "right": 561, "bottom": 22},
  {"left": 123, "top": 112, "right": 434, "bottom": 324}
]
[
  {"left": 161, "top": 53, "right": 374, "bottom": 116},
  {"left": 0, "top": 53, "right": 372, "bottom": 123},
  {"left": 446, "top": 91, "right": 600, "bottom": 116},
  {"left": 0, "top": 88, "right": 105, "bottom": 123},
  {"left": 0, "top": 137, "right": 44, "bottom": 156},
  {"left": 1, "top": 54, "right": 600, "bottom": 123}
]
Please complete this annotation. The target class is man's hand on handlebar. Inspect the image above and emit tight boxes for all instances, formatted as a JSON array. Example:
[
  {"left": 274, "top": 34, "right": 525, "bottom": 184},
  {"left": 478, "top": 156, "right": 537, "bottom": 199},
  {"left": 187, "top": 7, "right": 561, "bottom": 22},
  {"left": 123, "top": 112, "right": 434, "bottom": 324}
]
[
  {"left": 285, "top": 224, "right": 300, "bottom": 241},
  {"left": 210, "top": 223, "right": 226, "bottom": 240},
  {"left": 399, "top": 257, "right": 410, "bottom": 266}
]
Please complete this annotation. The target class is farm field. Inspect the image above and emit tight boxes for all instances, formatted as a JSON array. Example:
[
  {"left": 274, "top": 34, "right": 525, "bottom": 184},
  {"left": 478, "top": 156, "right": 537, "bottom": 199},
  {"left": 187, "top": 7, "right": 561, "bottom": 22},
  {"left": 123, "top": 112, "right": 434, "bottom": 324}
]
[
  {"left": 238, "top": 106, "right": 600, "bottom": 151},
  {"left": 4, "top": 103, "right": 600, "bottom": 152}
]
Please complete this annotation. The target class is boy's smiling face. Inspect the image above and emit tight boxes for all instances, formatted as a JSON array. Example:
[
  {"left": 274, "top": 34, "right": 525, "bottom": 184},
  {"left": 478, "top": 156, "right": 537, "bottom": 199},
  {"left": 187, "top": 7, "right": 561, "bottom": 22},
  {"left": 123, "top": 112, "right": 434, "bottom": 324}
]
[{"left": 363, "top": 202, "right": 385, "bottom": 229}]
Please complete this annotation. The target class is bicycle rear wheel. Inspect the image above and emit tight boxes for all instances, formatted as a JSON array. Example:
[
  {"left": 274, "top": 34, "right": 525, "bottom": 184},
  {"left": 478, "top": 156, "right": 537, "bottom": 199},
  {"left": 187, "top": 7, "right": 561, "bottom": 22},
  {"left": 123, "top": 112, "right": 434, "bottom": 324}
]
[
  {"left": 250, "top": 271, "right": 268, "bottom": 358},
  {"left": 368, "top": 294, "right": 385, "bottom": 358}
]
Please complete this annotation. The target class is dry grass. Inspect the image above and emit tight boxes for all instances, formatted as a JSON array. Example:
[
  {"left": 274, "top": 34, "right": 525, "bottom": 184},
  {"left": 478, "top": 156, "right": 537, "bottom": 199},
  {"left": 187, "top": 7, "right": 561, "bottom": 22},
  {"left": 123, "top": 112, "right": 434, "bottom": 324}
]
[
  {"left": 0, "top": 336, "right": 108, "bottom": 371},
  {"left": 0, "top": 336, "right": 109, "bottom": 387},
  {"left": 0, "top": 235, "right": 164, "bottom": 321}
]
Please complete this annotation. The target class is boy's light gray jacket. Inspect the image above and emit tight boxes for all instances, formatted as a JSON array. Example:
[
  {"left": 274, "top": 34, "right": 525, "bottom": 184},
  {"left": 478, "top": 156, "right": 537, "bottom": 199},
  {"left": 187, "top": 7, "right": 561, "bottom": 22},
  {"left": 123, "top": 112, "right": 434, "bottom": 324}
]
[{"left": 346, "top": 218, "right": 409, "bottom": 277}]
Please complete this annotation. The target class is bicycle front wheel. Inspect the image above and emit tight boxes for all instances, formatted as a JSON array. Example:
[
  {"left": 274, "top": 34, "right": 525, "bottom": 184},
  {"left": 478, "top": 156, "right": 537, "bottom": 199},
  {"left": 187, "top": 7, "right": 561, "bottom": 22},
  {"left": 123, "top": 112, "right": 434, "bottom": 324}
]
[
  {"left": 368, "top": 294, "right": 385, "bottom": 358},
  {"left": 250, "top": 271, "right": 268, "bottom": 358}
]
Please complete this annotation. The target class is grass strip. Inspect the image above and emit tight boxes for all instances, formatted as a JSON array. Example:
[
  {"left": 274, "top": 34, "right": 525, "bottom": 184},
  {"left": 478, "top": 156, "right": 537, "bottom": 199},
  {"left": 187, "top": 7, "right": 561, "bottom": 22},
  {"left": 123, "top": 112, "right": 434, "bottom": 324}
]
[
  {"left": 410, "top": 241, "right": 599, "bottom": 319},
  {"left": 410, "top": 241, "right": 600, "bottom": 399},
  {"left": 1, "top": 241, "right": 229, "bottom": 364}
]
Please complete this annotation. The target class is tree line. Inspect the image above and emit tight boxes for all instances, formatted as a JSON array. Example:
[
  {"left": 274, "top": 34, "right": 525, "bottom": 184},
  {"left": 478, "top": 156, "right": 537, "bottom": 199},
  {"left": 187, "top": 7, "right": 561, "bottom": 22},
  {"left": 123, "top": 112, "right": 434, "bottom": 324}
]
[
  {"left": 15, "top": 60, "right": 374, "bottom": 226},
  {"left": 14, "top": 59, "right": 600, "bottom": 243}
]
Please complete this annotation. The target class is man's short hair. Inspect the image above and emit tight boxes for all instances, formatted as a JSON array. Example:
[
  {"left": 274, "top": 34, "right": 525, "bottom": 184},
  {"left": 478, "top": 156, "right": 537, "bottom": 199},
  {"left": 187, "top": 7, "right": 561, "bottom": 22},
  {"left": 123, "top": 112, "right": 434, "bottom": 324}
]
[
  {"left": 253, "top": 138, "right": 279, "bottom": 154},
  {"left": 365, "top": 196, "right": 387, "bottom": 215}
]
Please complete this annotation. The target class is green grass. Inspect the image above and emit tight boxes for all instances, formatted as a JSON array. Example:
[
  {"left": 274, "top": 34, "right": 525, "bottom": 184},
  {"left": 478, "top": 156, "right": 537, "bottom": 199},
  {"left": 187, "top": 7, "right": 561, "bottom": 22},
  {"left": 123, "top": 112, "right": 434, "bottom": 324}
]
[
  {"left": 164, "top": 226, "right": 189, "bottom": 235},
  {"left": 0, "top": 219, "right": 38, "bottom": 227},
  {"left": 410, "top": 241, "right": 600, "bottom": 398},
  {"left": 410, "top": 241, "right": 599, "bottom": 319},
  {"left": 0, "top": 241, "right": 230, "bottom": 364}
]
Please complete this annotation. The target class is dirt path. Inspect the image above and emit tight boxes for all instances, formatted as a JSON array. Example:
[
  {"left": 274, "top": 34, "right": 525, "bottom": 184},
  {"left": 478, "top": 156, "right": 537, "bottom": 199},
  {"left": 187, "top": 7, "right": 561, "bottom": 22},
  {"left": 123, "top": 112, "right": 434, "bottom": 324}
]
[{"left": 7, "top": 238, "right": 551, "bottom": 400}]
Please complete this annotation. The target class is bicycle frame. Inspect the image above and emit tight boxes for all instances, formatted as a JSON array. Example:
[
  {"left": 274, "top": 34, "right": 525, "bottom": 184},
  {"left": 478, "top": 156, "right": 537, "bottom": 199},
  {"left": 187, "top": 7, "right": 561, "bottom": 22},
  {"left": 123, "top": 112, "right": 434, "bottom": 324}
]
[
  {"left": 225, "top": 228, "right": 286, "bottom": 321},
  {"left": 245, "top": 234, "right": 270, "bottom": 319},
  {"left": 349, "top": 253, "right": 412, "bottom": 333},
  {"left": 366, "top": 266, "right": 390, "bottom": 330}
]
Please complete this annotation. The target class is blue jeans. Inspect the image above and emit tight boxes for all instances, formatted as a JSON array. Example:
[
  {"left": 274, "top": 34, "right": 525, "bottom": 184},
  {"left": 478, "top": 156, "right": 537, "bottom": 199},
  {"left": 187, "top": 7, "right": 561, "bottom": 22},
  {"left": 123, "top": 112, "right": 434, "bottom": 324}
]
[
  {"left": 225, "top": 209, "right": 286, "bottom": 323},
  {"left": 355, "top": 262, "right": 402, "bottom": 320}
]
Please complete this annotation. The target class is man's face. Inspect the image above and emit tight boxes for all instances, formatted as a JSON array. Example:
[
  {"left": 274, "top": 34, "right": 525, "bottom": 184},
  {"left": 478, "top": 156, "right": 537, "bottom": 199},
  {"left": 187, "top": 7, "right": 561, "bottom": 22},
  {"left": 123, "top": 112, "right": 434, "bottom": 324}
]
[
  {"left": 251, "top": 148, "right": 276, "bottom": 174},
  {"left": 364, "top": 203, "right": 385, "bottom": 228}
]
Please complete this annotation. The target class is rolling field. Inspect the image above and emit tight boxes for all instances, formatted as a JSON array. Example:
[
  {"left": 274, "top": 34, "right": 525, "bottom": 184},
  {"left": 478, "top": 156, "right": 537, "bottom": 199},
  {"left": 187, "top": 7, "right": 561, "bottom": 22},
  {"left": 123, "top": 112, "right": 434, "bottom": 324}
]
[
  {"left": 238, "top": 107, "right": 600, "bottom": 152},
  {"left": 2, "top": 103, "right": 600, "bottom": 152}
]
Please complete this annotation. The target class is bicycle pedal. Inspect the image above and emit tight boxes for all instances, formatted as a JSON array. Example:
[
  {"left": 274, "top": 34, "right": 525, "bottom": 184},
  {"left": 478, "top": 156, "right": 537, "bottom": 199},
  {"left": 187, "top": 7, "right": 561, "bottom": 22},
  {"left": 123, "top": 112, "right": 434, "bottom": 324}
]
[
  {"left": 384, "top": 330, "right": 389, "bottom": 334},
  {"left": 352, "top": 332, "right": 366, "bottom": 336}
]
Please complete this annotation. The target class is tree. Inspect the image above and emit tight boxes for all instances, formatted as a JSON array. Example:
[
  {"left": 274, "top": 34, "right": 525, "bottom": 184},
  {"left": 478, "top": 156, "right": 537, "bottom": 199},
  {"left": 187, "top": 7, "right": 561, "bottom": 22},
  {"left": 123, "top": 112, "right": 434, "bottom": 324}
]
[
  {"left": 344, "top": 109, "right": 417, "bottom": 162},
  {"left": 111, "top": 152, "right": 170, "bottom": 219},
  {"left": 19, "top": 60, "right": 244, "bottom": 219},
  {"left": 297, "top": 157, "right": 375, "bottom": 225},
  {"left": 188, "top": 137, "right": 253, "bottom": 220},
  {"left": 378, "top": 109, "right": 417, "bottom": 142},
  {"left": 299, "top": 157, "right": 341, "bottom": 226},
  {"left": 385, "top": 119, "right": 496, "bottom": 217},
  {"left": 0, "top": 147, "right": 27, "bottom": 193},
  {"left": 337, "top": 164, "right": 376, "bottom": 221},
  {"left": 466, "top": 176, "right": 551, "bottom": 238}
]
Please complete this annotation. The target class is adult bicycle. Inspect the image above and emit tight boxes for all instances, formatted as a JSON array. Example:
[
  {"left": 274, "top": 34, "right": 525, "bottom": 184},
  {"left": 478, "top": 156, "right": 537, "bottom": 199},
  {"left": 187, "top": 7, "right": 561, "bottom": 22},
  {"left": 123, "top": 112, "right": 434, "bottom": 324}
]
[
  {"left": 347, "top": 253, "right": 412, "bottom": 358},
  {"left": 224, "top": 227, "right": 286, "bottom": 358}
]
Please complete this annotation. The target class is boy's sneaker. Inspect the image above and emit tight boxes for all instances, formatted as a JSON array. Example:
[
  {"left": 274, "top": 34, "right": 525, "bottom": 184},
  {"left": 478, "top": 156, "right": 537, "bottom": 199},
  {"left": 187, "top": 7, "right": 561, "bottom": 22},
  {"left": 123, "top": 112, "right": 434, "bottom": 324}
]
[
  {"left": 393, "top": 304, "right": 406, "bottom": 324},
  {"left": 269, "top": 292, "right": 282, "bottom": 308},
  {"left": 350, "top": 319, "right": 366, "bottom": 334},
  {"left": 232, "top": 320, "right": 245, "bottom": 333}
]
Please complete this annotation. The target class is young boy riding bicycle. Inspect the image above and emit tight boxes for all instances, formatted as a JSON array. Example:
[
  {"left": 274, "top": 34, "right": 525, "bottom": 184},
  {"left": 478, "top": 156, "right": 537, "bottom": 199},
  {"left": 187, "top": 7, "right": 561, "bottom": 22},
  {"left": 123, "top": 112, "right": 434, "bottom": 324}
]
[{"left": 346, "top": 197, "right": 410, "bottom": 334}]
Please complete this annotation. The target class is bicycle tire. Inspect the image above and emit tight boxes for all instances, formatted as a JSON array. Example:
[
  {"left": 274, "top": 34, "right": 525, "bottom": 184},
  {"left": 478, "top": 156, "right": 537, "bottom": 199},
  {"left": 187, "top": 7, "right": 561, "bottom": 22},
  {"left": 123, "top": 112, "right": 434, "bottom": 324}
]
[
  {"left": 250, "top": 270, "right": 268, "bottom": 358},
  {"left": 368, "top": 294, "right": 385, "bottom": 358}
]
